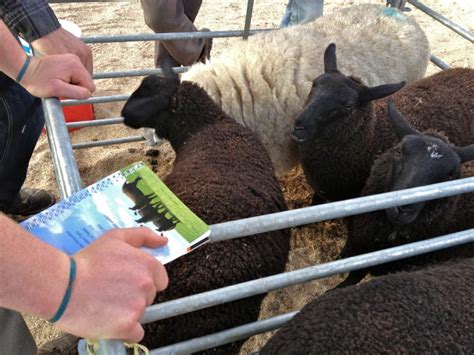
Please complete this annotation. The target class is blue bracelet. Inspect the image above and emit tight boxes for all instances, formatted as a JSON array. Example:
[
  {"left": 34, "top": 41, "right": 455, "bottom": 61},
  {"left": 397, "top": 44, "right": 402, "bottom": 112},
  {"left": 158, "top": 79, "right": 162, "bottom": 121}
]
[
  {"left": 15, "top": 55, "right": 31, "bottom": 83},
  {"left": 49, "top": 257, "right": 77, "bottom": 323}
]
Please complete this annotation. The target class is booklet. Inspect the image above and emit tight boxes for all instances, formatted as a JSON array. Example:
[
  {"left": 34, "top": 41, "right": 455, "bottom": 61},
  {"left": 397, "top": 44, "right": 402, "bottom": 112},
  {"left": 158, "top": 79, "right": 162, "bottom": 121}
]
[{"left": 21, "top": 162, "right": 210, "bottom": 264}]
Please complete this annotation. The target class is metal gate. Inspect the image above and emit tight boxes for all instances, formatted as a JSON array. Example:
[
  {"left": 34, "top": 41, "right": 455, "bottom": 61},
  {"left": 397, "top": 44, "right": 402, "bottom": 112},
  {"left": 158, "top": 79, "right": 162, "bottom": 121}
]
[{"left": 34, "top": 1, "right": 474, "bottom": 353}]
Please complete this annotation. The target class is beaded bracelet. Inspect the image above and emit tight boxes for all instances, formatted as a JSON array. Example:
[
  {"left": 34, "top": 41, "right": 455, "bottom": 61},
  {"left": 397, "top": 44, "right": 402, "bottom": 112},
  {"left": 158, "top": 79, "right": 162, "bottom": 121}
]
[
  {"left": 49, "top": 257, "right": 77, "bottom": 323},
  {"left": 15, "top": 55, "right": 31, "bottom": 83}
]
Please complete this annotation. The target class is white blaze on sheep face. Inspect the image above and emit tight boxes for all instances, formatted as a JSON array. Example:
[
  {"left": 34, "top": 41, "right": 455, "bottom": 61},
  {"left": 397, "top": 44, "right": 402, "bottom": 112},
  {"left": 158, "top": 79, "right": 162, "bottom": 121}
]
[{"left": 427, "top": 143, "right": 443, "bottom": 159}]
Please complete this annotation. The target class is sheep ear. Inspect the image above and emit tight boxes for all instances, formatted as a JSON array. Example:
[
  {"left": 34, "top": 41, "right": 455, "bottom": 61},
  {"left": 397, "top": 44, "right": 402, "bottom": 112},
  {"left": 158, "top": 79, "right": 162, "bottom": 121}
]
[
  {"left": 453, "top": 144, "right": 474, "bottom": 163},
  {"left": 324, "top": 43, "right": 338, "bottom": 73},
  {"left": 359, "top": 81, "right": 405, "bottom": 103},
  {"left": 386, "top": 99, "right": 419, "bottom": 140},
  {"left": 160, "top": 58, "right": 180, "bottom": 82}
]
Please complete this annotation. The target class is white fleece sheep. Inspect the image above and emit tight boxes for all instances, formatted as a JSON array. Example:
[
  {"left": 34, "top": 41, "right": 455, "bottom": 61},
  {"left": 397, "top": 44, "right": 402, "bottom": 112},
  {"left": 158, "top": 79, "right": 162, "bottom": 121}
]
[{"left": 178, "top": 4, "right": 430, "bottom": 174}]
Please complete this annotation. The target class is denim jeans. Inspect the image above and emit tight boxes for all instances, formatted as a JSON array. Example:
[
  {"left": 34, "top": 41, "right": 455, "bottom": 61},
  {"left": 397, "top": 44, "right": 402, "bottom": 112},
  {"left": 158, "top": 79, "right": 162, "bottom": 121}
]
[
  {"left": 280, "top": 0, "right": 324, "bottom": 27},
  {"left": 0, "top": 72, "right": 44, "bottom": 207}
]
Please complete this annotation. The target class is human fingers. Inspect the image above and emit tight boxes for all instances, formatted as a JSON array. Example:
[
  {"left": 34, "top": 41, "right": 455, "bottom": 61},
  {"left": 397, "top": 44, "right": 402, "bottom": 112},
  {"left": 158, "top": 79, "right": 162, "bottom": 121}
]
[
  {"left": 20, "top": 54, "right": 94, "bottom": 99},
  {"left": 82, "top": 44, "right": 93, "bottom": 74},
  {"left": 154, "top": 261, "right": 169, "bottom": 292},
  {"left": 49, "top": 80, "right": 92, "bottom": 100},
  {"left": 122, "top": 323, "right": 145, "bottom": 344},
  {"left": 116, "top": 227, "right": 169, "bottom": 249},
  {"left": 72, "top": 40, "right": 93, "bottom": 75},
  {"left": 68, "top": 61, "right": 96, "bottom": 93},
  {"left": 121, "top": 228, "right": 169, "bottom": 292},
  {"left": 64, "top": 30, "right": 93, "bottom": 74}
]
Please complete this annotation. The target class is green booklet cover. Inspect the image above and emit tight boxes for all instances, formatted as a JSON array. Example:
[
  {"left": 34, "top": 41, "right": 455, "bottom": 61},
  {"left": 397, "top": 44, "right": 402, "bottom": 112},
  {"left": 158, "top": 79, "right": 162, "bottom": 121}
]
[{"left": 21, "top": 162, "right": 210, "bottom": 264}]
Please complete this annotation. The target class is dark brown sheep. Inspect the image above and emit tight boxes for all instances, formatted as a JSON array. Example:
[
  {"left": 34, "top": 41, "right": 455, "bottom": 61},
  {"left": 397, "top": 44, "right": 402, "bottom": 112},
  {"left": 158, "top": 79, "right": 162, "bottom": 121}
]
[
  {"left": 261, "top": 258, "right": 474, "bottom": 354},
  {"left": 121, "top": 68, "right": 291, "bottom": 353},
  {"left": 294, "top": 44, "right": 474, "bottom": 203},
  {"left": 335, "top": 102, "right": 474, "bottom": 288}
]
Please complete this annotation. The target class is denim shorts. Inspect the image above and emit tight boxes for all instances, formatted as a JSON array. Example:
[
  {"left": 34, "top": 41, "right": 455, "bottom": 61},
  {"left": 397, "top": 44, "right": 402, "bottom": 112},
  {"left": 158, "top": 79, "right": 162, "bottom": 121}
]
[{"left": 0, "top": 73, "right": 44, "bottom": 205}]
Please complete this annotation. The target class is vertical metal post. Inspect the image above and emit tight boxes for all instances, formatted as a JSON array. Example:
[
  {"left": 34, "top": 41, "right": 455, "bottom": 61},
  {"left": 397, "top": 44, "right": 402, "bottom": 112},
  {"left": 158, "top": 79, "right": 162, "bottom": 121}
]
[
  {"left": 42, "top": 98, "right": 83, "bottom": 198},
  {"left": 243, "top": 0, "right": 254, "bottom": 40},
  {"left": 43, "top": 99, "right": 127, "bottom": 354}
]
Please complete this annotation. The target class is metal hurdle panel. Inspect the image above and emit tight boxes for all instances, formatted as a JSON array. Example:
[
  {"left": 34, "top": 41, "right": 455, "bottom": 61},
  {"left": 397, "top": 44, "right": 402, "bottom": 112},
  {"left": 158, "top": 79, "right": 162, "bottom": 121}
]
[{"left": 36, "top": 1, "right": 474, "bottom": 354}]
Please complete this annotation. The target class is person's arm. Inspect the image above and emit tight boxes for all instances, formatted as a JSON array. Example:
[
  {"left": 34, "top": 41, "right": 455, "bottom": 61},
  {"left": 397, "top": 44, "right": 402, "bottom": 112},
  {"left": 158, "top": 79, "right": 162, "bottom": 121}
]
[
  {"left": 0, "top": 213, "right": 169, "bottom": 342},
  {"left": 0, "top": 20, "right": 95, "bottom": 98},
  {"left": 0, "top": 19, "right": 28, "bottom": 81},
  {"left": 0, "top": 0, "right": 93, "bottom": 73}
]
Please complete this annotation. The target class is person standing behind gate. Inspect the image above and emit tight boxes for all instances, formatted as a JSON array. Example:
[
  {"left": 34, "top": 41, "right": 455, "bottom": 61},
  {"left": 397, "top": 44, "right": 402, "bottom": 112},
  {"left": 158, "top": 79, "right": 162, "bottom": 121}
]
[
  {"left": 140, "top": 0, "right": 212, "bottom": 67},
  {"left": 280, "top": 0, "right": 324, "bottom": 27}
]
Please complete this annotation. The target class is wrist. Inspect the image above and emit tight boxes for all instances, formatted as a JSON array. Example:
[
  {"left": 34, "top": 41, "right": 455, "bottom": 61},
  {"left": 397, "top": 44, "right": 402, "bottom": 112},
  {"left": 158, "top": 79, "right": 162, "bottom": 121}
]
[
  {"left": 17, "top": 56, "right": 40, "bottom": 93},
  {"left": 39, "top": 252, "right": 72, "bottom": 320},
  {"left": 0, "top": 215, "right": 72, "bottom": 320},
  {"left": 15, "top": 55, "right": 31, "bottom": 83},
  {"left": 49, "top": 257, "right": 77, "bottom": 323}
]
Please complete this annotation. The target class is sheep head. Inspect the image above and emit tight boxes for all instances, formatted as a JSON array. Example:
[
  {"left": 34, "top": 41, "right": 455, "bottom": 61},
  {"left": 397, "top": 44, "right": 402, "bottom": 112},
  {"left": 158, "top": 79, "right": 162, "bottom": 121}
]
[
  {"left": 121, "top": 62, "right": 180, "bottom": 140},
  {"left": 384, "top": 100, "right": 474, "bottom": 225},
  {"left": 292, "top": 43, "right": 405, "bottom": 143}
]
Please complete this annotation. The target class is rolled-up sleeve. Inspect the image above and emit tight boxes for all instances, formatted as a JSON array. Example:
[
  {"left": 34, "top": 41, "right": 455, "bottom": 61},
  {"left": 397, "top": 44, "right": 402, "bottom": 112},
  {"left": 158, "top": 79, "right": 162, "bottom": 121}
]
[{"left": 0, "top": 0, "right": 60, "bottom": 42}]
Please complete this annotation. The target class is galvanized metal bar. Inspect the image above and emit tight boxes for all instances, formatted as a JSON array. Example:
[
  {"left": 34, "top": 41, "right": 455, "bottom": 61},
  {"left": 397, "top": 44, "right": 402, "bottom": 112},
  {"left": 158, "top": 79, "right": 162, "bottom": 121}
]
[
  {"left": 67, "top": 117, "right": 124, "bottom": 129},
  {"left": 142, "top": 228, "right": 473, "bottom": 324},
  {"left": 42, "top": 98, "right": 83, "bottom": 198},
  {"left": 151, "top": 312, "right": 297, "bottom": 355},
  {"left": 93, "top": 66, "right": 189, "bottom": 80},
  {"left": 81, "top": 29, "right": 271, "bottom": 44},
  {"left": 61, "top": 94, "right": 130, "bottom": 106},
  {"left": 78, "top": 340, "right": 127, "bottom": 355},
  {"left": 210, "top": 178, "right": 474, "bottom": 241},
  {"left": 72, "top": 136, "right": 145, "bottom": 150},
  {"left": 408, "top": 0, "right": 473, "bottom": 43},
  {"left": 430, "top": 54, "right": 450, "bottom": 70},
  {"left": 243, "top": 0, "right": 254, "bottom": 40}
]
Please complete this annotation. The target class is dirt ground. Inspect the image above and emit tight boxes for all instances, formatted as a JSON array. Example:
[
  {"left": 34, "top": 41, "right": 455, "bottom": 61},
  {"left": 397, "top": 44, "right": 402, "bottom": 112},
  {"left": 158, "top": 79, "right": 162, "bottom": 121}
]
[{"left": 23, "top": 0, "right": 473, "bottom": 352}]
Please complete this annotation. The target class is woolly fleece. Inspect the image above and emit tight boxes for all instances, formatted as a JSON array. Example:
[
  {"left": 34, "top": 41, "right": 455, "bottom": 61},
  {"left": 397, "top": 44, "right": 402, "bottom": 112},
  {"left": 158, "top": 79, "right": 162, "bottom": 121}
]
[
  {"left": 181, "top": 4, "right": 430, "bottom": 174},
  {"left": 139, "top": 82, "right": 291, "bottom": 353},
  {"left": 261, "top": 258, "right": 474, "bottom": 353}
]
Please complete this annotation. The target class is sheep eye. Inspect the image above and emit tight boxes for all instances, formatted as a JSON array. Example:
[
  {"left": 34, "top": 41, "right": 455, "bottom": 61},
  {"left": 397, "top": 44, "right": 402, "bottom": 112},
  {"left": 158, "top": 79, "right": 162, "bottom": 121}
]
[
  {"left": 394, "top": 148, "right": 402, "bottom": 158},
  {"left": 344, "top": 104, "right": 352, "bottom": 111}
]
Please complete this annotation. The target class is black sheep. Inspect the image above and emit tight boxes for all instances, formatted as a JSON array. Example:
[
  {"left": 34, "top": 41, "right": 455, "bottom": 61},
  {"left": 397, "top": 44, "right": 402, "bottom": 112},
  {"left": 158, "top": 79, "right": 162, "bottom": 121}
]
[
  {"left": 121, "top": 67, "right": 291, "bottom": 353},
  {"left": 335, "top": 101, "right": 474, "bottom": 288},
  {"left": 293, "top": 43, "right": 474, "bottom": 203},
  {"left": 261, "top": 258, "right": 474, "bottom": 354},
  {"left": 122, "top": 176, "right": 157, "bottom": 210}
]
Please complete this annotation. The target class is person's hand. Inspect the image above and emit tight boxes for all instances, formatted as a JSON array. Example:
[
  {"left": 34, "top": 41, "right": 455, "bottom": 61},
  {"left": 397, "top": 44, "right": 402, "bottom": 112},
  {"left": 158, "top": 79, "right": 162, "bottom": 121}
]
[
  {"left": 55, "top": 227, "right": 169, "bottom": 342},
  {"left": 31, "top": 27, "right": 93, "bottom": 74},
  {"left": 20, "top": 54, "right": 96, "bottom": 99}
]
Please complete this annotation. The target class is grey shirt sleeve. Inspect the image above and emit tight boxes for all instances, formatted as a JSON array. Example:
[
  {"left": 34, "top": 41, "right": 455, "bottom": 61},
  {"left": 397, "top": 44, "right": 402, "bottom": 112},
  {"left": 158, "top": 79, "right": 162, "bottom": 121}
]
[{"left": 0, "top": 0, "right": 61, "bottom": 42}]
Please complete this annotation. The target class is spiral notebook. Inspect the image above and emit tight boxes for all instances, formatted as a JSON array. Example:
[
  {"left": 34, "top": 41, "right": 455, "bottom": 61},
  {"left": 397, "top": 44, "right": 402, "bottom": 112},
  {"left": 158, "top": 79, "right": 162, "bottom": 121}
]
[{"left": 21, "top": 162, "right": 210, "bottom": 264}]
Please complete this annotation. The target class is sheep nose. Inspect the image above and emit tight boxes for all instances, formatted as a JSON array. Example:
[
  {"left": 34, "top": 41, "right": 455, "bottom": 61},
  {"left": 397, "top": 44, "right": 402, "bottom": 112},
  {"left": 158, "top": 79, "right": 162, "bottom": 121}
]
[
  {"left": 395, "top": 205, "right": 414, "bottom": 216},
  {"left": 394, "top": 206, "right": 404, "bottom": 215},
  {"left": 291, "top": 124, "right": 308, "bottom": 143},
  {"left": 293, "top": 124, "right": 305, "bottom": 132}
]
